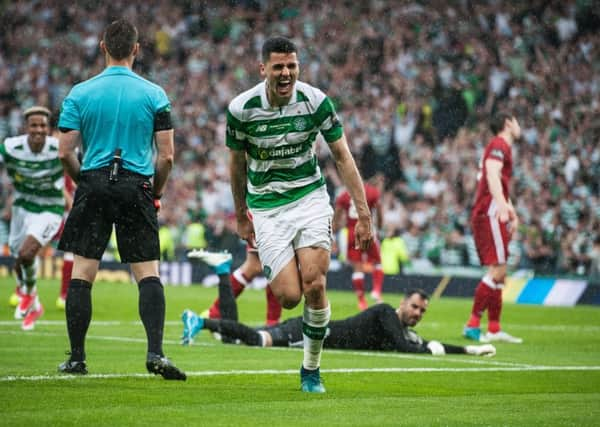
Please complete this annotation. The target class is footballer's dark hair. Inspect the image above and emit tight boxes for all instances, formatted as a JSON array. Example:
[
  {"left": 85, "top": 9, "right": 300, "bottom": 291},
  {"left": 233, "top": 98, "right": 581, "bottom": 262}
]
[
  {"left": 103, "top": 19, "right": 138, "bottom": 60},
  {"left": 405, "top": 288, "right": 430, "bottom": 301},
  {"left": 262, "top": 36, "right": 297, "bottom": 62},
  {"left": 490, "top": 111, "right": 515, "bottom": 135}
]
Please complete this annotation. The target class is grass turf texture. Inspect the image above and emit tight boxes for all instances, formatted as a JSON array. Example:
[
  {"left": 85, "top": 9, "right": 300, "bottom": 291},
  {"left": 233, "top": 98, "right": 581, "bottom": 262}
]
[{"left": 1, "top": 278, "right": 599, "bottom": 426}]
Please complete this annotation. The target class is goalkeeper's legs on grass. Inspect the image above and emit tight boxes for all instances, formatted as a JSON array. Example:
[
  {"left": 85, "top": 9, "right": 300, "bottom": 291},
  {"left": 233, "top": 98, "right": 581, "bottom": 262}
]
[
  {"left": 183, "top": 249, "right": 236, "bottom": 344},
  {"left": 183, "top": 250, "right": 286, "bottom": 347},
  {"left": 205, "top": 250, "right": 282, "bottom": 325}
]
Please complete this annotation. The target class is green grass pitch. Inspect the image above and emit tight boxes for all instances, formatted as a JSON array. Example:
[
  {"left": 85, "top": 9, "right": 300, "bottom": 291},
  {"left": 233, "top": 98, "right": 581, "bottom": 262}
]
[{"left": 1, "top": 277, "right": 599, "bottom": 426}]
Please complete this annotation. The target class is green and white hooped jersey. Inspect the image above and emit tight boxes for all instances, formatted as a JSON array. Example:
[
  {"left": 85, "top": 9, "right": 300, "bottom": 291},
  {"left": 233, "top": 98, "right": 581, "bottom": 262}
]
[
  {"left": 226, "top": 80, "right": 343, "bottom": 210},
  {"left": 0, "top": 134, "right": 65, "bottom": 215}
]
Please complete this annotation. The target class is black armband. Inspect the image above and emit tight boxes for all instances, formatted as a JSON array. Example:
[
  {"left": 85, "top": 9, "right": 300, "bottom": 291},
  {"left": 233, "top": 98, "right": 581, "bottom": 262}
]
[
  {"left": 154, "top": 110, "right": 173, "bottom": 131},
  {"left": 59, "top": 127, "right": 77, "bottom": 133}
]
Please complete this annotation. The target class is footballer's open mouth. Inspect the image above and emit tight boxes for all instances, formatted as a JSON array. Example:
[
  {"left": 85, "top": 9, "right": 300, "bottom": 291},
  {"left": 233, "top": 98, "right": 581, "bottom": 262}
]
[
  {"left": 31, "top": 133, "right": 45, "bottom": 143},
  {"left": 277, "top": 79, "right": 292, "bottom": 95}
]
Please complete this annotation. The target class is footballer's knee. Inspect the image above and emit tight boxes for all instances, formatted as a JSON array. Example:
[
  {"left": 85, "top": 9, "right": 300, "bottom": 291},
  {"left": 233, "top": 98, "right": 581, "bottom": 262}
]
[
  {"left": 488, "top": 265, "right": 507, "bottom": 283},
  {"left": 280, "top": 294, "right": 302, "bottom": 309},
  {"left": 17, "top": 237, "right": 42, "bottom": 266},
  {"left": 271, "top": 285, "right": 302, "bottom": 309},
  {"left": 16, "top": 250, "right": 36, "bottom": 267},
  {"left": 490, "top": 270, "right": 507, "bottom": 283}
]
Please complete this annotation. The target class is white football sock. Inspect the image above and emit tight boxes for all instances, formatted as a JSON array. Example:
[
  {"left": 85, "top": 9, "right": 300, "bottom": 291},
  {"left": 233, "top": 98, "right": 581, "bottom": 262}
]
[{"left": 302, "top": 303, "right": 330, "bottom": 370}]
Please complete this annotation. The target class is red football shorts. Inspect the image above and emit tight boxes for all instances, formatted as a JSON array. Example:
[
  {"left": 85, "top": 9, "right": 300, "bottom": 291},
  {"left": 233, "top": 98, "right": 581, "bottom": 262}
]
[
  {"left": 471, "top": 214, "right": 510, "bottom": 266},
  {"left": 346, "top": 233, "right": 381, "bottom": 264}
]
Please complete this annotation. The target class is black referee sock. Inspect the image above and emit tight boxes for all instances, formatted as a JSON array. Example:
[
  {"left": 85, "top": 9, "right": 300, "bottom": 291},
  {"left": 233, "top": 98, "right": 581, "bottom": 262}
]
[
  {"left": 218, "top": 274, "right": 238, "bottom": 321},
  {"left": 204, "top": 319, "right": 261, "bottom": 346},
  {"left": 66, "top": 279, "right": 92, "bottom": 362},
  {"left": 138, "top": 276, "right": 165, "bottom": 357}
]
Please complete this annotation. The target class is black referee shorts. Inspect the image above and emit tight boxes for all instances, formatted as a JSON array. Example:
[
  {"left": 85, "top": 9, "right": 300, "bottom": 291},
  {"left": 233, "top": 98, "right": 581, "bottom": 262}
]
[{"left": 58, "top": 167, "right": 160, "bottom": 263}]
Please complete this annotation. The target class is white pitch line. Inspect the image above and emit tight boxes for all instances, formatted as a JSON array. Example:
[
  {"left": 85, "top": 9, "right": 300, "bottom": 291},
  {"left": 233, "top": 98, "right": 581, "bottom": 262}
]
[
  {"left": 0, "top": 329, "right": 207, "bottom": 347},
  {"left": 2, "top": 320, "right": 600, "bottom": 333},
  {"left": 0, "top": 320, "right": 180, "bottom": 326},
  {"left": 0, "top": 329, "right": 532, "bottom": 367},
  {"left": 0, "top": 330, "right": 566, "bottom": 374},
  {"left": 2, "top": 365, "right": 600, "bottom": 383}
]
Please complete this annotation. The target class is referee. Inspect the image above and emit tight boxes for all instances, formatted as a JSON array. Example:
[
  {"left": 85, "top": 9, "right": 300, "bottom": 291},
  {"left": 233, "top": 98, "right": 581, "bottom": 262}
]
[{"left": 56, "top": 19, "right": 185, "bottom": 380}]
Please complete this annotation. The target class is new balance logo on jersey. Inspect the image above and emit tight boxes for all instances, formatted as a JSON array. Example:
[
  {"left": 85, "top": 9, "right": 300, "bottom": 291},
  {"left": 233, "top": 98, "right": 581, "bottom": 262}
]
[{"left": 256, "top": 124, "right": 268, "bottom": 132}]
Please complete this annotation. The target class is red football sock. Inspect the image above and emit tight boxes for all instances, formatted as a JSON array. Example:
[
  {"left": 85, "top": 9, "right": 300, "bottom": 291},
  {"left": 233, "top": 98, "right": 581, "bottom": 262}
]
[
  {"left": 265, "top": 285, "right": 281, "bottom": 326},
  {"left": 372, "top": 265, "right": 384, "bottom": 295},
  {"left": 487, "top": 288, "right": 503, "bottom": 333},
  {"left": 352, "top": 272, "right": 366, "bottom": 298},
  {"left": 60, "top": 259, "right": 73, "bottom": 299},
  {"left": 208, "top": 269, "right": 248, "bottom": 319},
  {"left": 466, "top": 281, "right": 494, "bottom": 328},
  {"left": 352, "top": 272, "right": 368, "bottom": 310}
]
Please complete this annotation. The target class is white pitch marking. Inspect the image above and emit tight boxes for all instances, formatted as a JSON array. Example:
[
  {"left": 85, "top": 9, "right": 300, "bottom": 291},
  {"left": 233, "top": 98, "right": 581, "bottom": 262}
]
[
  {"left": 0, "top": 320, "right": 180, "bottom": 326},
  {"left": 2, "top": 366, "right": 600, "bottom": 383},
  {"left": 2, "top": 320, "right": 600, "bottom": 332},
  {"left": 0, "top": 330, "right": 211, "bottom": 347},
  {"left": 0, "top": 329, "right": 532, "bottom": 368}
]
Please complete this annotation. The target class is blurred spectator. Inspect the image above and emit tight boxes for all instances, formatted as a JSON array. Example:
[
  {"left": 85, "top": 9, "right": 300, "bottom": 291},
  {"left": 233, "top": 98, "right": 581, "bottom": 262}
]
[
  {"left": 159, "top": 219, "right": 176, "bottom": 261},
  {"left": 522, "top": 220, "right": 556, "bottom": 274},
  {"left": 590, "top": 236, "right": 600, "bottom": 280},
  {"left": 181, "top": 213, "right": 207, "bottom": 252},
  {"left": 380, "top": 229, "right": 411, "bottom": 275}
]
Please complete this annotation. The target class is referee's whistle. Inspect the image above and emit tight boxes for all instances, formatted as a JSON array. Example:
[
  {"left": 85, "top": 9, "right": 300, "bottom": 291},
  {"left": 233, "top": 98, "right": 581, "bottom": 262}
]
[{"left": 109, "top": 148, "right": 122, "bottom": 182}]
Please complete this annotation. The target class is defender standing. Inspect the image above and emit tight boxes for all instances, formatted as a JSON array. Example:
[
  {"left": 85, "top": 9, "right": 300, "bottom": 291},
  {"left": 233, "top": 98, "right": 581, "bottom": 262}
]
[{"left": 463, "top": 112, "right": 523, "bottom": 344}]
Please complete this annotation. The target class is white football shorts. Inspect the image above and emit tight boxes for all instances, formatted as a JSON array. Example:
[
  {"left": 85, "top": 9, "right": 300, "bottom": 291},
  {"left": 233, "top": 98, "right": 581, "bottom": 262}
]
[
  {"left": 251, "top": 186, "right": 333, "bottom": 281},
  {"left": 9, "top": 205, "right": 62, "bottom": 255}
]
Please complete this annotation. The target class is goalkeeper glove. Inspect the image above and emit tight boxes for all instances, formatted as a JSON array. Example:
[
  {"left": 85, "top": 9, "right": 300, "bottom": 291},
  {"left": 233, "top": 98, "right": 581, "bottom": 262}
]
[
  {"left": 465, "top": 344, "right": 496, "bottom": 357},
  {"left": 427, "top": 340, "right": 446, "bottom": 356}
]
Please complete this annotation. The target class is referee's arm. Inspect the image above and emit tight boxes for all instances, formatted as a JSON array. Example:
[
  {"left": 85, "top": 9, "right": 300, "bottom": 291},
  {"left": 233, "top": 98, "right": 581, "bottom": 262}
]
[
  {"left": 58, "top": 129, "right": 81, "bottom": 182},
  {"left": 152, "top": 129, "right": 174, "bottom": 199}
]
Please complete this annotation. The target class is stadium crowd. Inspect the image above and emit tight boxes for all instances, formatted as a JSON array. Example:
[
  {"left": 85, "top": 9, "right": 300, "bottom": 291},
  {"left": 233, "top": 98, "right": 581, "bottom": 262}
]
[{"left": 1, "top": 0, "right": 599, "bottom": 278}]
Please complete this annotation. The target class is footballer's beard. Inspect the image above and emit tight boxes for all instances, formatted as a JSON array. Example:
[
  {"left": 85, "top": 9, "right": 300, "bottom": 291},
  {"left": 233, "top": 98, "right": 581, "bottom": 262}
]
[{"left": 403, "top": 314, "right": 420, "bottom": 327}]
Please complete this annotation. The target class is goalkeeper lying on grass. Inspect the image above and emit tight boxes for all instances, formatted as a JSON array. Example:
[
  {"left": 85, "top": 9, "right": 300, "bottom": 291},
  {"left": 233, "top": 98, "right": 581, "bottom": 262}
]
[{"left": 184, "top": 250, "right": 495, "bottom": 357}]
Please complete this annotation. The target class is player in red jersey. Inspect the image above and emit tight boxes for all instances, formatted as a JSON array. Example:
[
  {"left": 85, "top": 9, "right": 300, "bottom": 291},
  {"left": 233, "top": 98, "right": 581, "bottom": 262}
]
[
  {"left": 334, "top": 174, "right": 384, "bottom": 311},
  {"left": 463, "top": 112, "right": 523, "bottom": 344},
  {"left": 205, "top": 212, "right": 281, "bottom": 326}
]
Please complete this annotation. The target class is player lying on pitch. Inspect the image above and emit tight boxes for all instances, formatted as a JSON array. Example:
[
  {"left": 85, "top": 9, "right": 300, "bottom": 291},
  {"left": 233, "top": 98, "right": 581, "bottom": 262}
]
[{"left": 184, "top": 250, "right": 496, "bottom": 357}]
